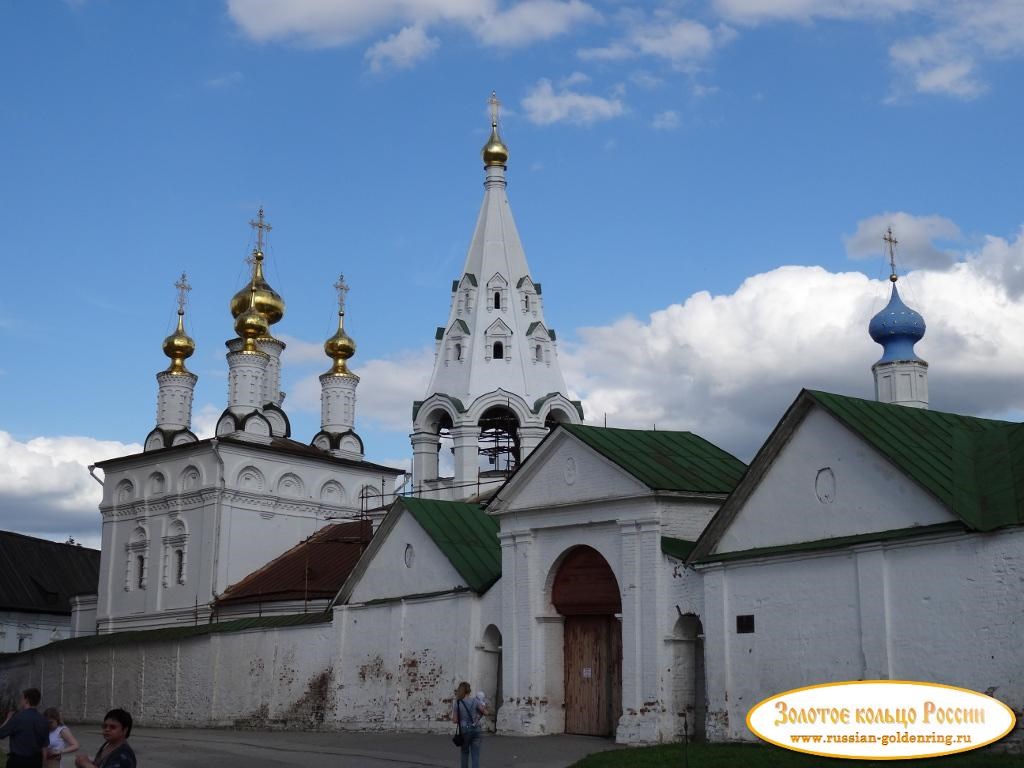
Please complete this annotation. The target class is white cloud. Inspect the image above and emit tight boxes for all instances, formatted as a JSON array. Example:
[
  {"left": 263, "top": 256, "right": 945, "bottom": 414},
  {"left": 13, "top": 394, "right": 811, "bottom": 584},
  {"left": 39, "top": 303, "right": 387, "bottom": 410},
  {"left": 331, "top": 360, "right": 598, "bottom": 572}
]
[
  {"left": 475, "top": 0, "right": 600, "bottom": 47},
  {"left": 205, "top": 71, "right": 243, "bottom": 89},
  {"left": 290, "top": 347, "right": 434, "bottom": 433},
  {"left": 561, "top": 230, "right": 1024, "bottom": 459},
  {"left": 0, "top": 432, "right": 142, "bottom": 547},
  {"left": 560, "top": 71, "right": 590, "bottom": 87},
  {"left": 279, "top": 333, "right": 328, "bottom": 364},
  {"left": 889, "top": 36, "right": 985, "bottom": 99},
  {"left": 713, "top": 0, "right": 917, "bottom": 25},
  {"left": 844, "top": 211, "right": 962, "bottom": 270},
  {"left": 366, "top": 25, "right": 440, "bottom": 72},
  {"left": 652, "top": 109, "right": 680, "bottom": 130},
  {"left": 227, "top": 0, "right": 597, "bottom": 52},
  {"left": 521, "top": 79, "right": 625, "bottom": 125}
]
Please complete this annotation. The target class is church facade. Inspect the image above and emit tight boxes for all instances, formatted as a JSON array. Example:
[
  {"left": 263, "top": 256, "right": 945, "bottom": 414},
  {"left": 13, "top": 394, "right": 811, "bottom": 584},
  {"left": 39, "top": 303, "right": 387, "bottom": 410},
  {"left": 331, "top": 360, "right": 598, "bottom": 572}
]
[{"left": 1, "top": 98, "right": 1021, "bottom": 750}]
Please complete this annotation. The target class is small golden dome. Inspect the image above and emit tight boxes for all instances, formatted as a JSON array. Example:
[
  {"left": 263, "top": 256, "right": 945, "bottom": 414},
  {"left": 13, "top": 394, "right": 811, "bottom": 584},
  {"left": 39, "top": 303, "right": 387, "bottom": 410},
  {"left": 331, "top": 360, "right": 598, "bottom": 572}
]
[
  {"left": 230, "top": 250, "right": 285, "bottom": 326},
  {"left": 324, "top": 312, "right": 357, "bottom": 376},
  {"left": 235, "top": 287, "right": 269, "bottom": 352},
  {"left": 482, "top": 122, "right": 509, "bottom": 168},
  {"left": 162, "top": 311, "right": 195, "bottom": 374}
]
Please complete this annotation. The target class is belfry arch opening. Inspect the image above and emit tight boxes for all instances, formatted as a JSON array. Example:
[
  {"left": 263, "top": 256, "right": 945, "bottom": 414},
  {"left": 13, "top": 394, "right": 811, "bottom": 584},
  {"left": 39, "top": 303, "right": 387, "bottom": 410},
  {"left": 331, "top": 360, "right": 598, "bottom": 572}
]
[
  {"left": 478, "top": 405, "right": 520, "bottom": 476},
  {"left": 672, "top": 613, "right": 706, "bottom": 742},
  {"left": 552, "top": 546, "right": 622, "bottom": 737}
]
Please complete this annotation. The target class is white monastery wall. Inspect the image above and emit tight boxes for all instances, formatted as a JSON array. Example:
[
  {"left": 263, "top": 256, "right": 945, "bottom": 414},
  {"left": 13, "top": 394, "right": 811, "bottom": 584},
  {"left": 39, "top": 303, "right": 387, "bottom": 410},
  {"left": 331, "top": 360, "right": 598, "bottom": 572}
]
[
  {"left": 700, "top": 529, "right": 1024, "bottom": 746},
  {"left": 715, "top": 407, "right": 955, "bottom": 554}
]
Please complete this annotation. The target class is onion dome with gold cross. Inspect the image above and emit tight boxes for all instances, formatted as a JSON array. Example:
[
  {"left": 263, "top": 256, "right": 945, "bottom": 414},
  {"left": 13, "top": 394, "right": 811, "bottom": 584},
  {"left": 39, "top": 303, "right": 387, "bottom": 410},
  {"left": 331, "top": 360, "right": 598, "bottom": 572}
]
[
  {"left": 235, "top": 284, "right": 270, "bottom": 352},
  {"left": 481, "top": 91, "right": 509, "bottom": 168},
  {"left": 163, "top": 272, "right": 196, "bottom": 374},
  {"left": 229, "top": 208, "right": 285, "bottom": 329},
  {"left": 324, "top": 274, "right": 358, "bottom": 378}
]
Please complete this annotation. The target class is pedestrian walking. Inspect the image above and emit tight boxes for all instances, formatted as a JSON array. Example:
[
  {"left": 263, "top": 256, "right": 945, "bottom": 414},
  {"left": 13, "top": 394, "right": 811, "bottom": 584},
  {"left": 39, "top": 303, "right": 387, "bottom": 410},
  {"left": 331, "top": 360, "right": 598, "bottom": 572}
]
[
  {"left": 0, "top": 688, "right": 49, "bottom": 768},
  {"left": 451, "top": 681, "right": 486, "bottom": 768}
]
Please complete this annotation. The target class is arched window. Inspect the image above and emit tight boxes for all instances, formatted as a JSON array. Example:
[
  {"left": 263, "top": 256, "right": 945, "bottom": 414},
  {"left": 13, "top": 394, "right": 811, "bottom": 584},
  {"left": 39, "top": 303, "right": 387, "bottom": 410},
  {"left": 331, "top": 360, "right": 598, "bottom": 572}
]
[
  {"left": 535, "top": 344, "right": 543, "bottom": 362},
  {"left": 136, "top": 554, "right": 146, "bottom": 589},
  {"left": 493, "top": 341, "right": 504, "bottom": 359},
  {"left": 494, "top": 292, "right": 501, "bottom": 309},
  {"left": 455, "top": 342, "right": 463, "bottom": 361},
  {"left": 174, "top": 549, "right": 185, "bottom": 584},
  {"left": 523, "top": 294, "right": 530, "bottom": 311}
]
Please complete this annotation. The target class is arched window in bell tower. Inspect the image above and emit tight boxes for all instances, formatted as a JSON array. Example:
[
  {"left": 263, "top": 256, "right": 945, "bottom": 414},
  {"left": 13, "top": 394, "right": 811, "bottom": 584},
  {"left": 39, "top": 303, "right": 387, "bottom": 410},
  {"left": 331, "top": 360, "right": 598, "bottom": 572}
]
[
  {"left": 493, "top": 341, "right": 504, "bottom": 359},
  {"left": 494, "top": 292, "right": 502, "bottom": 309}
]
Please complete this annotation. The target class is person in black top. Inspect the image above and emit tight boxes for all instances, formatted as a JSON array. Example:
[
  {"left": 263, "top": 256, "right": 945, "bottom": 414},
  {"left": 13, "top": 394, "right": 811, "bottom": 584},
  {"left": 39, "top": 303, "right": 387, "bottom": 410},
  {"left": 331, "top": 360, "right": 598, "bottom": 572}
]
[
  {"left": 73, "top": 709, "right": 136, "bottom": 768},
  {"left": 0, "top": 688, "right": 49, "bottom": 768}
]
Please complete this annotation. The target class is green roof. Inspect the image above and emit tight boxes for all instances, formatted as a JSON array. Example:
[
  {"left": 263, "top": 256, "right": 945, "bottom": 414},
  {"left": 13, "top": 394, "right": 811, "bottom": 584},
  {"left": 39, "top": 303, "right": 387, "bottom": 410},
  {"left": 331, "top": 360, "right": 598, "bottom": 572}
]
[
  {"left": 26, "top": 613, "right": 330, "bottom": 652},
  {"left": 696, "top": 522, "right": 966, "bottom": 564},
  {"left": 449, "top": 319, "right": 471, "bottom": 336},
  {"left": 661, "top": 536, "right": 697, "bottom": 560},
  {"left": 560, "top": 424, "right": 746, "bottom": 493},
  {"left": 398, "top": 497, "right": 501, "bottom": 594},
  {"left": 807, "top": 390, "right": 1024, "bottom": 531}
]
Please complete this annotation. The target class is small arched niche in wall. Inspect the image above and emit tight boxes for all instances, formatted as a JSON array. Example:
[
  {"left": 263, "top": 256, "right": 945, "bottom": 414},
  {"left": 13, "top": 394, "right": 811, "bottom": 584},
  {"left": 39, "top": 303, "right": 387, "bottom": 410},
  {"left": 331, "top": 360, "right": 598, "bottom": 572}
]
[{"left": 815, "top": 467, "right": 836, "bottom": 504}]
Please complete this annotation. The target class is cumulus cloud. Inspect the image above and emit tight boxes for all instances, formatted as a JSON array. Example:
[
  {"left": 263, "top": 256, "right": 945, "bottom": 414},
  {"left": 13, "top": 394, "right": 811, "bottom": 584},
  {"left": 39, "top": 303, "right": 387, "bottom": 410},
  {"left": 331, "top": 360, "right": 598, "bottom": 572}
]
[
  {"left": 475, "top": 0, "right": 599, "bottom": 47},
  {"left": 843, "top": 211, "right": 962, "bottom": 270},
  {"left": 290, "top": 348, "right": 434, "bottom": 432},
  {"left": 560, "top": 231, "right": 1024, "bottom": 459},
  {"left": 205, "top": 71, "right": 243, "bottom": 89},
  {"left": 366, "top": 25, "right": 440, "bottom": 71},
  {"left": 521, "top": 79, "right": 625, "bottom": 125},
  {"left": 0, "top": 432, "right": 142, "bottom": 547},
  {"left": 580, "top": 17, "right": 721, "bottom": 68},
  {"left": 652, "top": 109, "right": 680, "bottom": 130},
  {"left": 713, "top": 0, "right": 917, "bottom": 25},
  {"left": 227, "top": 0, "right": 597, "bottom": 52}
]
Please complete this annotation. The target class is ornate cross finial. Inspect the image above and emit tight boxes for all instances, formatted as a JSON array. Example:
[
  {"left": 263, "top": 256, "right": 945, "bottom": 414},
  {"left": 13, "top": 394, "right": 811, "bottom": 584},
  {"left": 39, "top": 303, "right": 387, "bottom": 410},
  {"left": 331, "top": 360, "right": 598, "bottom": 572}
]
[
  {"left": 249, "top": 207, "right": 272, "bottom": 252},
  {"left": 333, "top": 274, "right": 350, "bottom": 314},
  {"left": 174, "top": 271, "right": 192, "bottom": 315},
  {"left": 488, "top": 91, "right": 501, "bottom": 127},
  {"left": 883, "top": 227, "right": 899, "bottom": 282}
]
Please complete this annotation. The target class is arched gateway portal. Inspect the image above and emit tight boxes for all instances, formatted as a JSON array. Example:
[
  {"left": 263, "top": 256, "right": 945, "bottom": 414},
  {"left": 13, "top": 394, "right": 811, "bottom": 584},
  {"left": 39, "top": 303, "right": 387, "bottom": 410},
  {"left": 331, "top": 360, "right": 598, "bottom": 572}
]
[{"left": 552, "top": 546, "right": 622, "bottom": 736}]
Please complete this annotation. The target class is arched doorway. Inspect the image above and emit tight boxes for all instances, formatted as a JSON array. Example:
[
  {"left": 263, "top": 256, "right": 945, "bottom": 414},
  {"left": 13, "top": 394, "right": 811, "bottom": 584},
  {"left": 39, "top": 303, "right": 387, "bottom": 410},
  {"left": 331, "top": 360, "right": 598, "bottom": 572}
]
[
  {"left": 672, "top": 614, "right": 706, "bottom": 742},
  {"left": 480, "top": 625, "right": 503, "bottom": 719},
  {"left": 552, "top": 546, "right": 622, "bottom": 736}
]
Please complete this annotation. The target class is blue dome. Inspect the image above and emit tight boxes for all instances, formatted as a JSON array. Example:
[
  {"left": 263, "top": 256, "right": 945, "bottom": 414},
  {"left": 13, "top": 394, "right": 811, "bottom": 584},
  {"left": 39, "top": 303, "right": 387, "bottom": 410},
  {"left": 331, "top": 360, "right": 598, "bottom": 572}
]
[{"left": 869, "top": 283, "right": 926, "bottom": 363}]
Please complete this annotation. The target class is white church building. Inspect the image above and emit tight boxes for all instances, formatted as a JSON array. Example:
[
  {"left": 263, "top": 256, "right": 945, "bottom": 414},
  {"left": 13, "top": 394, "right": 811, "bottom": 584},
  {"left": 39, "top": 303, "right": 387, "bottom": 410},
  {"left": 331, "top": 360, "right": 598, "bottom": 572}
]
[{"left": 1, "top": 99, "right": 1020, "bottom": 749}]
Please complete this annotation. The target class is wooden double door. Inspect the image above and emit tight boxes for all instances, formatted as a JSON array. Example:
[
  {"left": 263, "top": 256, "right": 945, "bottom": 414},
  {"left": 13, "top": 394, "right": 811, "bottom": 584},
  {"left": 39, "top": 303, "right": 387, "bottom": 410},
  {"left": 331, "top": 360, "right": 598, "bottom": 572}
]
[{"left": 564, "top": 614, "right": 622, "bottom": 736}]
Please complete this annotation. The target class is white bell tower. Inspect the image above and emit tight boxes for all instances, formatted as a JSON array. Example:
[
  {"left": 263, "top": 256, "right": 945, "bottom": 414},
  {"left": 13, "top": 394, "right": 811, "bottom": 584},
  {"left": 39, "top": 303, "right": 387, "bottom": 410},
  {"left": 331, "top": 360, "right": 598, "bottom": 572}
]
[{"left": 411, "top": 93, "right": 583, "bottom": 500}]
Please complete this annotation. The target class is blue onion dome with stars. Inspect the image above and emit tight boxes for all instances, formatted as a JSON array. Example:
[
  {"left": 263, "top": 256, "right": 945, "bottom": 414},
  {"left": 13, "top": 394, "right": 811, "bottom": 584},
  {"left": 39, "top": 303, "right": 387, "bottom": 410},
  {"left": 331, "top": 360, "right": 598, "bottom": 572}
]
[{"left": 869, "top": 280, "right": 926, "bottom": 363}]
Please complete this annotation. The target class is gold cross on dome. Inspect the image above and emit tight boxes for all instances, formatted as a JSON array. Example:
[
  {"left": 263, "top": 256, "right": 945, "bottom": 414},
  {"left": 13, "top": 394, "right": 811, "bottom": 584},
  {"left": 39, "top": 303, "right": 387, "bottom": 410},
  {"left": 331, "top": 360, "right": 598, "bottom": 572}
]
[
  {"left": 488, "top": 91, "right": 501, "bottom": 127},
  {"left": 174, "top": 271, "right": 192, "bottom": 314},
  {"left": 883, "top": 227, "right": 899, "bottom": 281},
  {"left": 333, "top": 274, "right": 350, "bottom": 313},
  {"left": 249, "top": 207, "right": 272, "bottom": 252}
]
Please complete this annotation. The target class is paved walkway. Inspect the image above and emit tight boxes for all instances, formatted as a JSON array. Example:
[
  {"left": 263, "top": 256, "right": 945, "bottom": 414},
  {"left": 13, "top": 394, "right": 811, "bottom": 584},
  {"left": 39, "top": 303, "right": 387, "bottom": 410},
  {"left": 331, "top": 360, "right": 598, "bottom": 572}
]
[{"left": 68, "top": 726, "right": 623, "bottom": 768}]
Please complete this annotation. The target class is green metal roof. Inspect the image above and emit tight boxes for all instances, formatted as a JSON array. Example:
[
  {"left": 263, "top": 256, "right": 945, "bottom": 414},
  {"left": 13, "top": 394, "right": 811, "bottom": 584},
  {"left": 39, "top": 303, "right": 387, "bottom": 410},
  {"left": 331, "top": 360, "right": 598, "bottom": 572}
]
[
  {"left": 661, "top": 536, "right": 697, "bottom": 561},
  {"left": 560, "top": 424, "right": 746, "bottom": 493},
  {"left": 526, "top": 321, "right": 546, "bottom": 337},
  {"left": 696, "top": 522, "right": 966, "bottom": 564},
  {"left": 449, "top": 319, "right": 471, "bottom": 336},
  {"left": 398, "top": 497, "right": 501, "bottom": 594},
  {"left": 29, "top": 613, "right": 330, "bottom": 652},
  {"left": 807, "top": 390, "right": 1024, "bottom": 531}
]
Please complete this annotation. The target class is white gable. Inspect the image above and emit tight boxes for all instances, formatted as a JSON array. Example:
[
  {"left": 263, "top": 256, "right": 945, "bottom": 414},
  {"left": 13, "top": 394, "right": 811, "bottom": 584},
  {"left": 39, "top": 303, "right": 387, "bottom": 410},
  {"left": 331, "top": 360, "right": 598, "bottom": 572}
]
[
  {"left": 495, "top": 431, "right": 650, "bottom": 512},
  {"left": 713, "top": 405, "right": 958, "bottom": 555},
  {"left": 347, "top": 509, "right": 467, "bottom": 603}
]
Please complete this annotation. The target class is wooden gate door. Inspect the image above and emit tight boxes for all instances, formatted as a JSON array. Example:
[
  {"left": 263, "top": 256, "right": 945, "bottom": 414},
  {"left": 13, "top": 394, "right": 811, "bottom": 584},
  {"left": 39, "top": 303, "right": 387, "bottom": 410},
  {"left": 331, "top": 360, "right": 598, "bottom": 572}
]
[{"left": 564, "top": 615, "right": 622, "bottom": 736}]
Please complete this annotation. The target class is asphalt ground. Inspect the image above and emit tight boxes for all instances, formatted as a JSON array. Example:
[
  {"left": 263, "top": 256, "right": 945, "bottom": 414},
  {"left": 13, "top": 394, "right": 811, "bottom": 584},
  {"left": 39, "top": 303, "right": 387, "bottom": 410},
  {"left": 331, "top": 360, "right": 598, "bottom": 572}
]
[{"left": 62, "top": 726, "right": 624, "bottom": 768}]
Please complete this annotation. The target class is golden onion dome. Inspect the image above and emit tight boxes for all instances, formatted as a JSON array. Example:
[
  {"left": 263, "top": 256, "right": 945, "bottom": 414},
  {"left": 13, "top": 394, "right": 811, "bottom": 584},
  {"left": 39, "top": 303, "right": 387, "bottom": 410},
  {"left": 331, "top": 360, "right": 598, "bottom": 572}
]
[
  {"left": 324, "top": 312, "right": 357, "bottom": 376},
  {"left": 235, "top": 287, "right": 270, "bottom": 352},
  {"left": 230, "top": 250, "right": 285, "bottom": 326},
  {"left": 162, "top": 311, "right": 195, "bottom": 374},
  {"left": 482, "top": 122, "right": 509, "bottom": 168}
]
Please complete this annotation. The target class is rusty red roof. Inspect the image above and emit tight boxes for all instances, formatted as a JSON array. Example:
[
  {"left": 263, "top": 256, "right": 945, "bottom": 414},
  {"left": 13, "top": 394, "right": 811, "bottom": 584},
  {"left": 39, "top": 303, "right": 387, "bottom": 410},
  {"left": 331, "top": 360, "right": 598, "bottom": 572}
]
[{"left": 216, "top": 520, "right": 372, "bottom": 606}]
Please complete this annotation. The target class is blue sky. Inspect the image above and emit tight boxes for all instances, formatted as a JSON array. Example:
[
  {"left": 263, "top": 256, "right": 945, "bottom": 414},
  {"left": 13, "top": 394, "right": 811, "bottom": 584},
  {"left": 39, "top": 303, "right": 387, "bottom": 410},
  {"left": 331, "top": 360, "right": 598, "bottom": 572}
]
[{"left": 3, "top": 0, "right": 1024, "bottom": 545}]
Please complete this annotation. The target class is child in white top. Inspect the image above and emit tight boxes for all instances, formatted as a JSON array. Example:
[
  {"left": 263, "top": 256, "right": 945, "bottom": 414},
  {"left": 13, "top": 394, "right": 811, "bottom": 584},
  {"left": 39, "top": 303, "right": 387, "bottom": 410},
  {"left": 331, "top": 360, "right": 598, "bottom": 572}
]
[{"left": 43, "top": 707, "right": 79, "bottom": 768}]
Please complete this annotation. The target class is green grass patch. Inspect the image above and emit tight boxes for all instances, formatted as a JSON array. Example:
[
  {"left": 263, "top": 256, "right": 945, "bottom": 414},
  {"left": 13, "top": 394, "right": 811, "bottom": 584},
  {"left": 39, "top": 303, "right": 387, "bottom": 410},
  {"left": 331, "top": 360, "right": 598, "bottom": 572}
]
[{"left": 570, "top": 742, "right": 1023, "bottom": 767}]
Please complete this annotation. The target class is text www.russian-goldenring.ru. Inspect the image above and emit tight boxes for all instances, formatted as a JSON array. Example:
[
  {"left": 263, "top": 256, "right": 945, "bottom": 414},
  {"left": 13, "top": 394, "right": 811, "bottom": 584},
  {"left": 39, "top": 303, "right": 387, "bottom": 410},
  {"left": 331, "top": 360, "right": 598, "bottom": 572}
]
[{"left": 790, "top": 732, "right": 973, "bottom": 747}]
